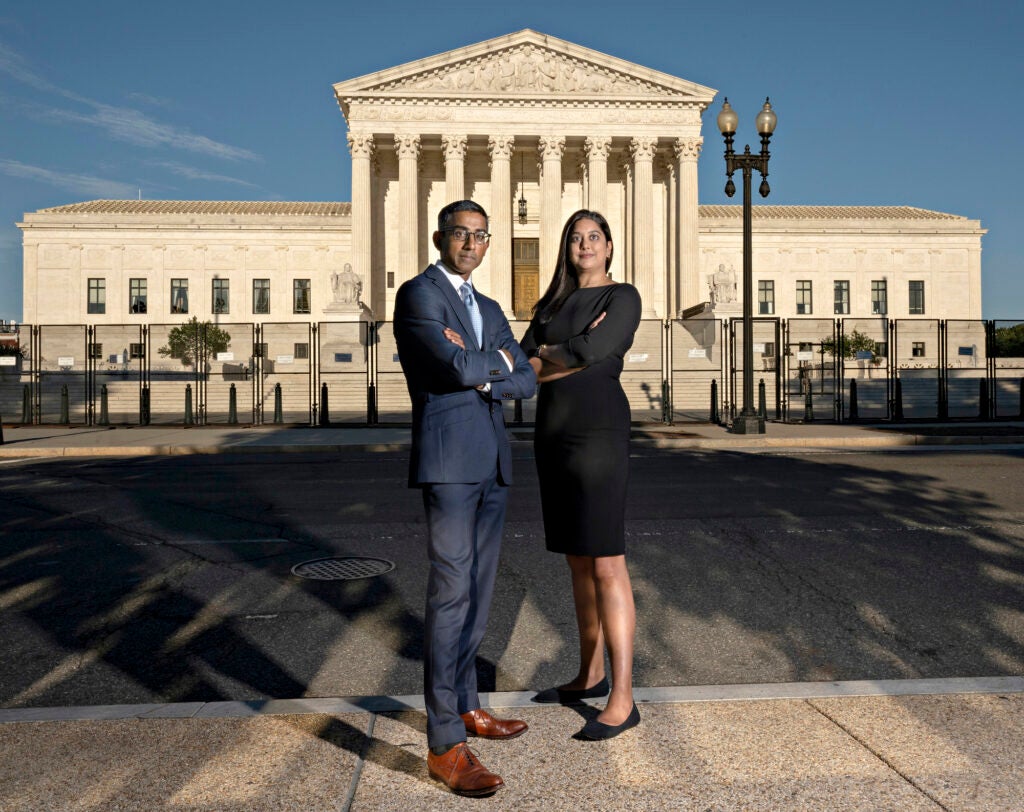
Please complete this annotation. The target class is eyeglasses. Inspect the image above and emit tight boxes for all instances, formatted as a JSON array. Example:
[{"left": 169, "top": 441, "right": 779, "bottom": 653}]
[{"left": 443, "top": 227, "right": 491, "bottom": 245}]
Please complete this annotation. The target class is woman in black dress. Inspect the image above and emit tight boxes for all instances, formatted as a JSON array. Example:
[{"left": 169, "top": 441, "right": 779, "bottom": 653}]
[{"left": 520, "top": 210, "right": 642, "bottom": 740}]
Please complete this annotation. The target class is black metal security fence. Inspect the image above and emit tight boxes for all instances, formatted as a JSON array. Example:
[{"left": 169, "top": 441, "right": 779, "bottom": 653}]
[{"left": 1, "top": 318, "right": 1022, "bottom": 426}]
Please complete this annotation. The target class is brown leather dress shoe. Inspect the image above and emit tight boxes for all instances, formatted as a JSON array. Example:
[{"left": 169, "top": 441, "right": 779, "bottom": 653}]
[
  {"left": 427, "top": 742, "right": 504, "bottom": 797},
  {"left": 461, "top": 708, "right": 528, "bottom": 740}
]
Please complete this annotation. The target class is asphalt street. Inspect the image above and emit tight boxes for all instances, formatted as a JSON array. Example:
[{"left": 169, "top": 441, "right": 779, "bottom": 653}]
[{"left": 1, "top": 445, "right": 1022, "bottom": 709}]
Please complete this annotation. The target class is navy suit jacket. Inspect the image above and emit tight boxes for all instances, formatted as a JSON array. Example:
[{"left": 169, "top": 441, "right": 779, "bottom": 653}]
[{"left": 393, "top": 264, "right": 536, "bottom": 487}]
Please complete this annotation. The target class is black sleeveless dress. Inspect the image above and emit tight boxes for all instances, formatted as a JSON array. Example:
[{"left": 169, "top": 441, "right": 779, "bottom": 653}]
[{"left": 520, "top": 283, "right": 642, "bottom": 557}]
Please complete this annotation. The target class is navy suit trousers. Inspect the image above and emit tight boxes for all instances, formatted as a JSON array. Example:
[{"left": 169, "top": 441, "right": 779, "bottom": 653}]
[{"left": 421, "top": 466, "right": 507, "bottom": 749}]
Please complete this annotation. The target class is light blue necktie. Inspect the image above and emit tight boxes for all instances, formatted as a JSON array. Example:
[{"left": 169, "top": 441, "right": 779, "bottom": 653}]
[{"left": 459, "top": 282, "right": 484, "bottom": 347}]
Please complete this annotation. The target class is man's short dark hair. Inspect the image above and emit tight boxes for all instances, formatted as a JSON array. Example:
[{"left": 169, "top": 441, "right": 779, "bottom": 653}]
[{"left": 437, "top": 200, "right": 488, "bottom": 232}]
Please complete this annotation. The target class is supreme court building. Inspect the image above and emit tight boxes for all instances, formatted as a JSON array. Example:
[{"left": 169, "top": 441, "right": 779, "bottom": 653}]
[{"left": 19, "top": 29, "right": 985, "bottom": 327}]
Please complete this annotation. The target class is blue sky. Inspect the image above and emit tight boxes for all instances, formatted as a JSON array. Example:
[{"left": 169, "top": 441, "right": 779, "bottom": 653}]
[{"left": 1, "top": 0, "right": 1021, "bottom": 322}]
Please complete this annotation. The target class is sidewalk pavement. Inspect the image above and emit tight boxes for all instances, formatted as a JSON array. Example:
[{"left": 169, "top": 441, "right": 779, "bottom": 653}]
[
  {"left": 2, "top": 418, "right": 1024, "bottom": 458},
  {"left": 1, "top": 678, "right": 1022, "bottom": 811},
  {"left": 2, "top": 422, "right": 1023, "bottom": 810}
]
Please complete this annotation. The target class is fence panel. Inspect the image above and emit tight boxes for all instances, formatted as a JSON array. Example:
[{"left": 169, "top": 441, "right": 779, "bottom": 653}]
[
  {"left": 945, "top": 320, "right": 989, "bottom": 419},
  {"left": 317, "top": 322, "right": 370, "bottom": 424},
  {"left": 375, "top": 322, "right": 412, "bottom": 424},
  {"left": 670, "top": 318, "right": 723, "bottom": 423},
  {"left": 0, "top": 323, "right": 32, "bottom": 423},
  {"left": 201, "top": 323, "right": 254, "bottom": 425},
  {"left": 259, "top": 323, "right": 314, "bottom": 423},
  {"left": 728, "top": 318, "right": 780, "bottom": 420},
  {"left": 992, "top": 320, "right": 1024, "bottom": 418},
  {"left": 783, "top": 318, "right": 838, "bottom": 421},
  {"left": 840, "top": 319, "right": 890, "bottom": 420},
  {"left": 91, "top": 325, "right": 145, "bottom": 424},
  {"left": 892, "top": 319, "right": 941, "bottom": 419},
  {"left": 37, "top": 326, "right": 88, "bottom": 423},
  {"left": 619, "top": 319, "right": 664, "bottom": 422}
]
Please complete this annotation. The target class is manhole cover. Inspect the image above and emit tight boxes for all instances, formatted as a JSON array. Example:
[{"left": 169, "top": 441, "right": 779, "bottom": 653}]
[{"left": 291, "top": 557, "right": 395, "bottom": 581}]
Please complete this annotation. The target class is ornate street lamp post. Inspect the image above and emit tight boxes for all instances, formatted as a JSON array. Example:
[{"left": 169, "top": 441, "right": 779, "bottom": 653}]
[{"left": 717, "top": 97, "right": 777, "bottom": 434}]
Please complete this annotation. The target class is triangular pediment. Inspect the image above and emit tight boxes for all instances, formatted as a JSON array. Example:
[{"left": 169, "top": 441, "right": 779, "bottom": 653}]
[{"left": 333, "top": 29, "right": 716, "bottom": 113}]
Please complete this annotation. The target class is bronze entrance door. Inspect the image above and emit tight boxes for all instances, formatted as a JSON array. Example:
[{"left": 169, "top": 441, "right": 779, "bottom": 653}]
[{"left": 513, "top": 238, "right": 539, "bottom": 321}]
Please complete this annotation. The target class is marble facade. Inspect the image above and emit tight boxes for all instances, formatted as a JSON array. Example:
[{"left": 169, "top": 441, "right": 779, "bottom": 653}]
[{"left": 18, "top": 30, "right": 985, "bottom": 326}]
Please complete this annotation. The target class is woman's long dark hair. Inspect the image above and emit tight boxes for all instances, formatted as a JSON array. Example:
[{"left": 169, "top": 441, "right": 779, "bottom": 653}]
[{"left": 533, "top": 209, "right": 614, "bottom": 324}]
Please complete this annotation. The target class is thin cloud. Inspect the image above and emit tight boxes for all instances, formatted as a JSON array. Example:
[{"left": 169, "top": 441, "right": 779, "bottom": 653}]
[
  {"left": 149, "top": 160, "right": 262, "bottom": 189},
  {"left": 42, "top": 104, "right": 260, "bottom": 162},
  {"left": 0, "top": 41, "right": 259, "bottom": 163},
  {"left": 126, "top": 92, "right": 176, "bottom": 108},
  {"left": 0, "top": 159, "right": 137, "bottom": 198}
]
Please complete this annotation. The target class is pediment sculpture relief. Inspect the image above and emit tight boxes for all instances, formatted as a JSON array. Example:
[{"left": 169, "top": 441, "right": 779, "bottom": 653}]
[{"left": 380, "top": 45, "right": 664, "bottom": 96}]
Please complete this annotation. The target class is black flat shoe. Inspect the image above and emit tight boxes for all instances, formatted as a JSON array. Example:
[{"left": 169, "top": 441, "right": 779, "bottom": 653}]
[
  {"left": 576, "top": 703, "right": 641, "bottom": 741},
  {"left": 531, "top": 676, "right": 610, "bottom": 704}
]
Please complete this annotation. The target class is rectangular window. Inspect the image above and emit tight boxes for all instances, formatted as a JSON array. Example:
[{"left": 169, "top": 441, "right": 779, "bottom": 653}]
[
  {"left": 909, "top": 280, "right": 925, "bottom": 315},
  {"left": 798, "top": 342, "right": 814, "bottom": 352},
  {"left": 294, "top": 342, "right": 309, "bottom": 360},
  {"left": 833, "top": 280, "right": 850, "bottom": 315},
  {"left": 253, "top": 279, "right": 270, "bottom": 315},
  {"left": 87, "top": 278, "right": 106, "bottom": 315},
  {"left": 757, "top": 280, "right": 775, "bottom": 315},
  {"left": 171, "top": 279, "right": 189, "bottom": 314},
  {"left": 874, "top": 341, "right": 888, "bottom": 358},
  {"left": 763, "top": 342, "right": 776, "bottom": 357},
  {"left": 212, "top": 279, "right": 230, "bottom": 314},
  {"left": 912, "top": 342, "right": 926, "bottom": 357},
  {"left": 871, "top": 280, "right": 887, "bottom": 315},
  {"left": 88, "top": 342, "right": 103, "bottom": 360},
  {"left": 253, "top": 343, "right": 268, "bottom": 358},
  {"left": 129, "top": 343, "right": 145, "bottom": 360},
  {"left": 796, "top": 281, "right": 812, "bottom": 315},
  {"left": 293, "top": 279, "right": 311, "bottom": 314},
  {"left": 387, "top": 272, "right": 395, "bottom": 289},
  {"left": 129, "top": 278, "right": 148, "bottom": 314}
]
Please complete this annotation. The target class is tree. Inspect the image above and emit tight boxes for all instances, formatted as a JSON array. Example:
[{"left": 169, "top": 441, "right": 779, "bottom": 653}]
[
  {"left": 993, "top": 323, "right": 1024, "bottom": 357},
  {"left": 815, "top": 327, "right": 880, "bottom": 360},
  {"left": 158, "top": 317, "right": 231, "bottom": 368},
  {"left": 819, "top": 329, "right": 880, "bottom": 360}
]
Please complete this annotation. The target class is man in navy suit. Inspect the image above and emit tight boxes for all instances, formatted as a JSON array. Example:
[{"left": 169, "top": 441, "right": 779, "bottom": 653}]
[{"left": 393, "top": 200, "right": 536, "bottom": 797}]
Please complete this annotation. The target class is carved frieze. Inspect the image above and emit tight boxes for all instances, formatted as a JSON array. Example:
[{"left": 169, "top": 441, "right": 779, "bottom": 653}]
[
  {"left": 205, "top": 246, "right": 237, "bottom": 270},
  {"left": 39, "top": 245, "right": 70, "bottom": 268},
  {"left": 376, "top": 44, "right": 671, "bottom": 98},
  {"left": 124, "top": 247, "right": 153, "bottom": 270},
  {"left": 83, "top": 247, "right": 112, "bottom": 269}
]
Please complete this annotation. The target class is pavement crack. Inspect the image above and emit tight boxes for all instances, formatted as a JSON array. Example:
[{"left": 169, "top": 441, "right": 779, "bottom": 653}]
[
  {"left": 805, "top": 699, "right": 951, "bottom": 811},
  {"left": 341, "top": 711, "right": 375, "bottom": 812}
]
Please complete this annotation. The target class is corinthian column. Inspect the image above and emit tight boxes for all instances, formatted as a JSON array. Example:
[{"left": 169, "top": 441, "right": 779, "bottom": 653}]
[
  {"left": 347, "top": 131, "right": 375, "bottom": 313},
  {"left": 488, "top": 135, "right": 515, "bottom": 315},
  {"left": 584, "top": 136, "right": 612, "bottom": 214},
  {"left": 538, "top": 136, "right": 565, "bottom": 276},
  {"left": 395, "top": 134, "right": 421, "bottom": 288},
  {"left": 441, "top": 134, "right": 467, "bottom": 204},
  {"left": 630, "top": 137, "right": 658, "bottom": 317},
  {"left": 663, "top": 158, "right": 678, "bottom": 318},
  {"left": 675, "top": 137, "right": 703, "bottom": 314}
]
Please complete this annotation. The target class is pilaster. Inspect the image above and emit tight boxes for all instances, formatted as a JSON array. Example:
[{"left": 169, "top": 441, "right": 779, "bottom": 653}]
[
  {"left": 675, "top": 137, "right": 703, "bottom": 314},
  {"left": 395, "top": 134, "right": 421, "bottom": 289},
  {"left": 347, "top": 132, "right": 376, "bottom": 314},
  {"left": 442, "top": 134, "right": 468, "bottom": 204},
  {"left": 538, "top": 136, "right": 566, "bottom": 277},
  {"left": 488, "top": 135, "right": 515, "bottom": 314}
]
